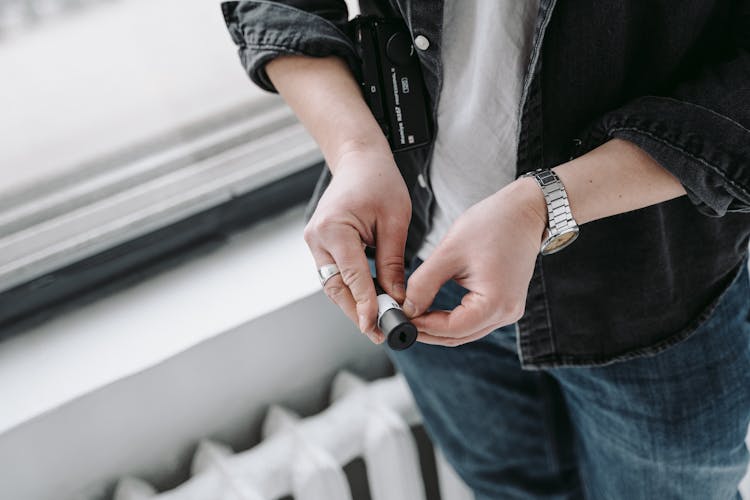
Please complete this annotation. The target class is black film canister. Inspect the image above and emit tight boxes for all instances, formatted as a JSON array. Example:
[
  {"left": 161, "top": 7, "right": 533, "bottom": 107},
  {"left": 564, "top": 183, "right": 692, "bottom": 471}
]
[{"left": 373, "top": 279, "right": 417, "bottom": 350}]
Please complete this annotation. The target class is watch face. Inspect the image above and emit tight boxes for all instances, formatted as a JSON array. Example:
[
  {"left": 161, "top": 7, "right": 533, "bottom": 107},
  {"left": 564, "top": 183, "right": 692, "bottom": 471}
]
[{"left": 541, "top": 228, "right": 579, "bottom": 255}]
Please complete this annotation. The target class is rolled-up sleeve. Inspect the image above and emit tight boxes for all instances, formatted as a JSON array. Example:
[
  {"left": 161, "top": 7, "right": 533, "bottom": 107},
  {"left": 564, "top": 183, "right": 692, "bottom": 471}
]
[
  {"left": 588, "top": 2, "right": 750, "bottom": 217},
  {"left": 221, "top": 1, "right": 359, "bottom": 93}
]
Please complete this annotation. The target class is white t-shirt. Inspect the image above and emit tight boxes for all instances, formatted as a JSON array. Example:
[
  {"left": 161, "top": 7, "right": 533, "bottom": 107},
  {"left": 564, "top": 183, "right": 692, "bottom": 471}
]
[{"left": 417, "top": 0, "right": 540, "bottom": 260}]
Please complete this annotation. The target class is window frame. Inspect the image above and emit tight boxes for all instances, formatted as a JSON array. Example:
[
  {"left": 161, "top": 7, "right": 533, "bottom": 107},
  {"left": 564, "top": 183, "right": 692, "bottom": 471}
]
[{"left": 0, "top": 97, "right": 324, "bottom": 335}]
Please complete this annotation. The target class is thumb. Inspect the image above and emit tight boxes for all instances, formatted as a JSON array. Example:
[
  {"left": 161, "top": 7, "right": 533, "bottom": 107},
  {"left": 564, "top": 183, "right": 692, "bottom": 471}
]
[
  {"left": 403, "top": 247, "right": 457, "bottom": 318},
  {"left": 375, "top": 220, "right": 409, "bottom": 303}
]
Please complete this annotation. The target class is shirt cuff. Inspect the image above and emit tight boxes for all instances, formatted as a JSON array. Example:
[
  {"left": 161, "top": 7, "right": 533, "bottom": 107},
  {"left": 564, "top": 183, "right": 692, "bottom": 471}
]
[{"left": 222, "top": 1, "right": 360, "bottom": 93}]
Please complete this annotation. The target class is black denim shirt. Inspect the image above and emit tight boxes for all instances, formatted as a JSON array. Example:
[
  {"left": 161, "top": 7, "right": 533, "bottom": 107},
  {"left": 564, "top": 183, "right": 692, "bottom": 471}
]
[{"left": 223, "top": 0, "right": 750, "bottom": 368}]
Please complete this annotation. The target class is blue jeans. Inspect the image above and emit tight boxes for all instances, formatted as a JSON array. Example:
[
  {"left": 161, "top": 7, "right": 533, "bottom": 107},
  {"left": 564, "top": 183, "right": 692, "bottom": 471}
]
[{"left": 388, "top": 257, "right": 750, "bottom": 499}]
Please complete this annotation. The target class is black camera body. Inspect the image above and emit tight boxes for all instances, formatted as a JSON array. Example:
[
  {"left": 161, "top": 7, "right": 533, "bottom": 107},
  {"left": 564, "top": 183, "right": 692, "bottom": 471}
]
[{"left": 348, "top": 16, "right": 432, "bottom": 152}]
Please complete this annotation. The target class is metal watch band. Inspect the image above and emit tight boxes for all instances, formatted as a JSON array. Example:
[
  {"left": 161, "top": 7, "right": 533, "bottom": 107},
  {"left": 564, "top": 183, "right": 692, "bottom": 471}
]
[{"left": 522, "top": 168, "right": 579, "bottom": 253}]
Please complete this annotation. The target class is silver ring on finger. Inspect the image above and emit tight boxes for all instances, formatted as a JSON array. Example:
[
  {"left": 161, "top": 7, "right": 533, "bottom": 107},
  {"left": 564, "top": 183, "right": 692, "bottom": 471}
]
[{"left": 317, "top": 263, "right": 341, "bottom": 287}]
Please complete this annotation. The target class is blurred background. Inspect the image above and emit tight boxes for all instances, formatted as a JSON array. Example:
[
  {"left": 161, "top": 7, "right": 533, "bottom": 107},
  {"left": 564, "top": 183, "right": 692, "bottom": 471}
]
[{"left": 0, "top": 0, "right": 265, "bottom": 196}]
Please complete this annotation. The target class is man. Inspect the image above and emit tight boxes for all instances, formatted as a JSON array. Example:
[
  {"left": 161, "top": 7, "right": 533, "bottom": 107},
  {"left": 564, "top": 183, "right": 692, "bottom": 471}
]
[{"left": 223, "top": 1, "right": 750, "bottom": 497}]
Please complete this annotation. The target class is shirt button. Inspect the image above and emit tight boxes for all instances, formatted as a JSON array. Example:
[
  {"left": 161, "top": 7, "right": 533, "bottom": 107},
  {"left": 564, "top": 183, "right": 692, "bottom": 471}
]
[{"left": 414, "top": 34, "right": 430, "bottom": 51}]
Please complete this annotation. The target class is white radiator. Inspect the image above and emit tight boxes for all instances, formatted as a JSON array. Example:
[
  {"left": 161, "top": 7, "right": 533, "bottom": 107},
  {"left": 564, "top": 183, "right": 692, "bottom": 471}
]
[{"left": 113, "top": 372, "right": 475, "bottom": 500}]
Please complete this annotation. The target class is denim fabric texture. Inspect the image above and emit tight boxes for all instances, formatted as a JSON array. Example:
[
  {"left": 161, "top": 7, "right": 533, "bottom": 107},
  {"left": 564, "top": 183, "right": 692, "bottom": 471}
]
[
  {"left": 389, "top": 255, "right": 750, "bottom": 500},
  {"left": 222, "top": 0, "right": 750, "bottom": 367}
]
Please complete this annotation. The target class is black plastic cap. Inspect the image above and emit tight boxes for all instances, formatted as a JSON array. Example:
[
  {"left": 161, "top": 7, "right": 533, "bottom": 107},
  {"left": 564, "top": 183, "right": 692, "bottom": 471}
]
[{"left": 380, "top": 307, "right": 418, "bottom": 350}]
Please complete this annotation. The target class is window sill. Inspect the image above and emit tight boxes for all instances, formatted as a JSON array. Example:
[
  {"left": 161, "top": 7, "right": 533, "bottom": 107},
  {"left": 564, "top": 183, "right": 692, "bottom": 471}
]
[{"left": 0, "top": 205, "right": 350, "bottom": 435}]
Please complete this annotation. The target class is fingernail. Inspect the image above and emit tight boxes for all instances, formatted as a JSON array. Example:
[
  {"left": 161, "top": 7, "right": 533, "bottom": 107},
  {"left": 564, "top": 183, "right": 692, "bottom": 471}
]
[
  {"left": 366, "top": 331, "right": 381, "bottom": 344},
  {"left": 393, "top": 282, "right": 406, "bottom": 298},
  {"left": 403, "top": 299, "right": 416, "bottom": 318},
  {"left": 359, "top": 314, "right": 370, "bottom": 334}
]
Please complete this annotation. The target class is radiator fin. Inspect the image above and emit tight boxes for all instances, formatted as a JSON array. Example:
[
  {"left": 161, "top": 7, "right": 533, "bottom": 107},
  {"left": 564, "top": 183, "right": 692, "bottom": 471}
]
[
  {"left": 113, "top": 373, "right": 474, "bottom": 500},
  {"left": 192, "top": 440, "right": 234, "bottom": 476},
  {"left": 114, "top": 477, "right": 156, "bottom": 499},
  {"left": 363, "top": 405, "right": 425, "bottom": 500}
]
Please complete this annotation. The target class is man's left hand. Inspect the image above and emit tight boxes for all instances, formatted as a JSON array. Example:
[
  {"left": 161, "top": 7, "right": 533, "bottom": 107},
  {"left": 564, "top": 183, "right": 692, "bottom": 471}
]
[{"left": 402, "top": 178, "right": 547, "bottom": 347}]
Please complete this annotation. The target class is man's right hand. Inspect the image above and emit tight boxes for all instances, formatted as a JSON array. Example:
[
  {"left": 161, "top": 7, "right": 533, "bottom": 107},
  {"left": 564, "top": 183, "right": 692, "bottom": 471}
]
[
  {"left": 303, "top": 146, "right": 412, "bottom": 344},
  {"left": 265, "top": 54, "right": 411, "bottom": 343}
]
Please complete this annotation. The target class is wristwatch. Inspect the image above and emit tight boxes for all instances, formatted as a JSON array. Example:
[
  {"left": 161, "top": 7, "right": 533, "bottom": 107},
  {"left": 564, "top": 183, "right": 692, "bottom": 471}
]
[{"left": 521, "top": 168, "right": 579, "bottom": 255}]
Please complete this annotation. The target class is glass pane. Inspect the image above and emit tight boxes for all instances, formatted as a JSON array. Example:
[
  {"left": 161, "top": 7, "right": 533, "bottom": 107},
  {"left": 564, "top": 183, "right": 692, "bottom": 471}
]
[{"left": 0, "top": 0, "right": 266, "bottom": 203}]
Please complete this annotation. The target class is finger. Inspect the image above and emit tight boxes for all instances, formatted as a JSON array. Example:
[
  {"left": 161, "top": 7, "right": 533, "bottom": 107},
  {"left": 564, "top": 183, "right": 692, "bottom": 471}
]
[
  {"left": 325, "top": 225, "right": 379, "bottom": 335},
  {"left": 308, "top": 246, "right": 384, "bottom": 344},
  {"left": 410, "top": 291, "right": 495, "bottom": 338},
  {"left": 416, "top": 323, "right": 500, "bottom": 347},
  {"left": 321, "top": 274, "right": 385, "bottom": 345},
  {"left": 308, "top": 246, "right": 358, "bottom": 323},
  {"left": 402, "top": 247, "right": 457, "bottom": 318},
  {"left": 374, "top": 217, "right": 409, "bottom": 303}
]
